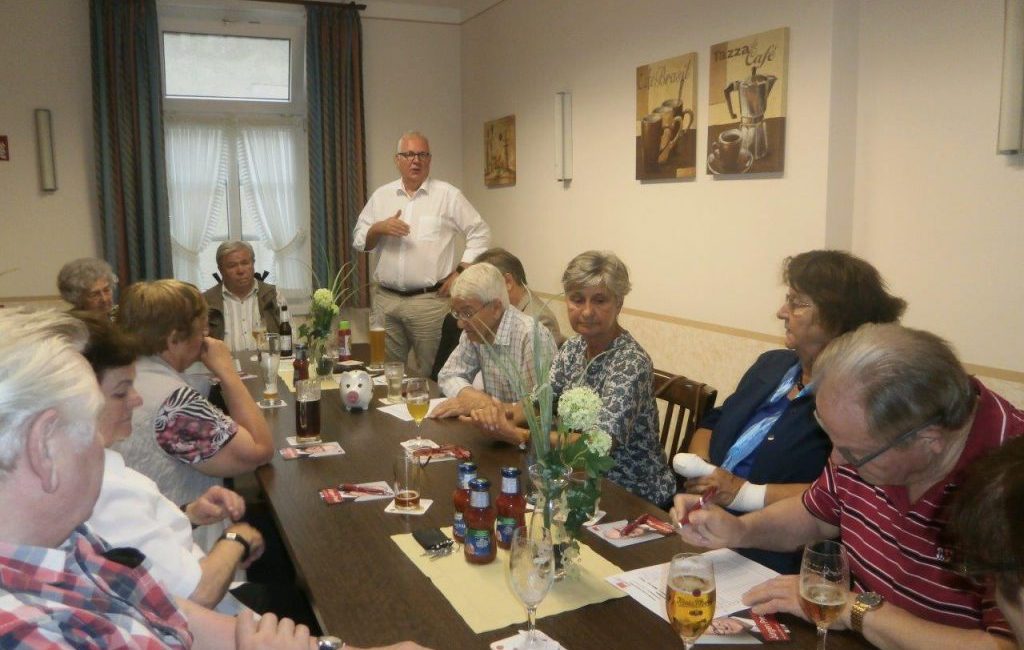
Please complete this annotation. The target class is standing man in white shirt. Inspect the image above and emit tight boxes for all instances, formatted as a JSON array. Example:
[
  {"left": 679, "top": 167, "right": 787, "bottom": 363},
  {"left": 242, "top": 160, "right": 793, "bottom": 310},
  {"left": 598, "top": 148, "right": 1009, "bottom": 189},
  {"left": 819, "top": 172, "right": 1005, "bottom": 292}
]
[
  {"left": 353, "top": 131, "right": 490, "bottom": 376},
  {"left": 202, "top": 241, "right": 285, "bottom": 353}
]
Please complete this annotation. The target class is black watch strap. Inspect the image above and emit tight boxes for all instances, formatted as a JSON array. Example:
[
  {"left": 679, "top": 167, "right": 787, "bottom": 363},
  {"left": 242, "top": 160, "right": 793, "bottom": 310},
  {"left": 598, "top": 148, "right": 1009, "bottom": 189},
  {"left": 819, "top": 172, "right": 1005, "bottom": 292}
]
[{"left": 219, "top": 531, "right": 251, "bottom": 562}]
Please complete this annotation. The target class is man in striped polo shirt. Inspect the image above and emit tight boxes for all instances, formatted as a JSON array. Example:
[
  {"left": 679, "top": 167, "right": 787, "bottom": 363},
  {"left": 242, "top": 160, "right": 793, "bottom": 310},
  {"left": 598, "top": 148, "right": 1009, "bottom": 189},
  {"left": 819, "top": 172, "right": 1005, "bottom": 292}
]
[{"left": 673, "top": 324, "right": 1023, "bottom": 649}]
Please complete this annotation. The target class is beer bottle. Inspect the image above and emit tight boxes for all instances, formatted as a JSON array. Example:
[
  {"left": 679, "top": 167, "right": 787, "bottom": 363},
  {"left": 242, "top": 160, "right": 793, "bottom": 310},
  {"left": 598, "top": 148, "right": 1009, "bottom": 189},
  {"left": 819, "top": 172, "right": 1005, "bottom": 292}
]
[
  {"left": 292, "top": 343, "right": 309, "bottom": 381},
  {"left": 464, "top": 477, "right": 496, "bottom": 565},
  {"left": 495, "top": 467, "right": 526, "bottom": 549},
  {"left": 279, "top": 305, "right": 293, "bottom": 357},
  {"left": 452, "top": 462, "right": 478, "bottom": 543}
]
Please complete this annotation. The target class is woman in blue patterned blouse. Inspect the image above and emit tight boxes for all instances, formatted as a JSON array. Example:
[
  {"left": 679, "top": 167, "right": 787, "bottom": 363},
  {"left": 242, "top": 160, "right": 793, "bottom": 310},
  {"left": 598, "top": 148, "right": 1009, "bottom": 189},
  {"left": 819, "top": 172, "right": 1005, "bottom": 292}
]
[{"left": 468, "top": 251, "right": 676, "bottom": 507}]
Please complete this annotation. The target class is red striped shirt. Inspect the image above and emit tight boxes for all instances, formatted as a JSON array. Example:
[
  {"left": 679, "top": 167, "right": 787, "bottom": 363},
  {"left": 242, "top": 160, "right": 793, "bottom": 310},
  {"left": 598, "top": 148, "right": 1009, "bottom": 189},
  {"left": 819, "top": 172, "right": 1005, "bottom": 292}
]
[{"left": 802, "top": 379, "right": 1024, "bottom": 635}]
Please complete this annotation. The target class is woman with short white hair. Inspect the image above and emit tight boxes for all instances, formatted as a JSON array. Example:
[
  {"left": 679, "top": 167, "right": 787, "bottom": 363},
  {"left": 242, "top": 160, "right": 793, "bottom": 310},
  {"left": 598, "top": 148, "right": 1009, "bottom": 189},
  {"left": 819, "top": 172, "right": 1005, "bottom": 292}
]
[{"left": 56, "top": 257, "right": 118, "bottom": 315}]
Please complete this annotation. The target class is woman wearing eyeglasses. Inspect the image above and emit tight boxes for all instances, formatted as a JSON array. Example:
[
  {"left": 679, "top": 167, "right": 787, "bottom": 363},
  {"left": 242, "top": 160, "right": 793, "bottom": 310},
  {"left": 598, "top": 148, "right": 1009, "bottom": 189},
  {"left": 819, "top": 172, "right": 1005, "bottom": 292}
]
[{"left": 677, "top": 250, "right": 906, "bottom": 573}]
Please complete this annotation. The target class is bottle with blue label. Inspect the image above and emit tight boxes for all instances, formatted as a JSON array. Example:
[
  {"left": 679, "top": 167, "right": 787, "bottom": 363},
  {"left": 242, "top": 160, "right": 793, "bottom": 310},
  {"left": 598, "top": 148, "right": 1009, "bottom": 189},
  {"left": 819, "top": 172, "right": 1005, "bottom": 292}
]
[
  {"left": 452, "top": 461, "right": 477, "bottom": 543},
  {"left": 495, "top": 467, "right": 526, "bottom": 549},
  {"left": 463, "top": 477, "right": 496, "bottom": 565}
]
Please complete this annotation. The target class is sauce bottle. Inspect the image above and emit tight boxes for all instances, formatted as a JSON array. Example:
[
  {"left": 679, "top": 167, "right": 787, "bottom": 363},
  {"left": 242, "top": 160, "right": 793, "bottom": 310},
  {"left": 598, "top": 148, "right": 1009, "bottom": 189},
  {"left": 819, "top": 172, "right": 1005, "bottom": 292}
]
[
  {"left": 495, "top": 467, "right": 526, "bottom": 549},
  {"left": 452, "top": 462, "right": 478, "bottom": 543},
  {"left": 464, "top": 477, "right": 496, "bottom": 565},
  {"left": 292, "top": 343, "right": 309, "bottom": 381},
  {"left": 336, "top": 320, "right": 352, "bottom": 361}
]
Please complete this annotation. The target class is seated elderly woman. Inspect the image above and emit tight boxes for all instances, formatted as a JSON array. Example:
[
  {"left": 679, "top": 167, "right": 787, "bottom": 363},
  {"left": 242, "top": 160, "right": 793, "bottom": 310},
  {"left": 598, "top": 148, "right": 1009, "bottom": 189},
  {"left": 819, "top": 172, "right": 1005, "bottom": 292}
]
[
  {"left": 676, "top": 249, "right": 905, "bottom": 573},
  {"left": 948, "top": 435, "right": 1024, "bottom": 645},
  {"left": 74, "top": 312, "right": 257, "bottom": 611},
  {"left": 76, "top": 312, "right": 323, "bottom": 627},
  {"left": 116, "top": 279, "right": 274, "bottom": 549},
  {"left": 469, "top": 251, "right": 676, "bottom": 507},
  {"left": 57, "top": 257, "right": 117, "bottom": 315}
]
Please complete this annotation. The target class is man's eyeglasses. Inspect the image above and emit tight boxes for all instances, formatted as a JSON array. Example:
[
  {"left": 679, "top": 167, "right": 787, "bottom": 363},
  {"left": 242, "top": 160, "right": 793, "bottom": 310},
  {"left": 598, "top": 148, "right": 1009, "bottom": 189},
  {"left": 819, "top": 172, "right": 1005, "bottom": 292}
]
[
  {"left": 814, "top": 410, "right": 940, "bottom": 468},
  {"left": 450, "top": 304, "right": 486, "bottom": 322},
  {"left": 397, "top": 151, "right": 431, "bottom": 161}
]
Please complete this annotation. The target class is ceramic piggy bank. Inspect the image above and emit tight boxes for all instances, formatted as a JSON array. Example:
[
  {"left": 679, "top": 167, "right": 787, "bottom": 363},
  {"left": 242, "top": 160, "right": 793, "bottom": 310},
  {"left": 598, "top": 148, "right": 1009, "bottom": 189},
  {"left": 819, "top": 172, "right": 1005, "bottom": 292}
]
[{"left": 339, "top": 370, "right": 373, "bottom": 411}]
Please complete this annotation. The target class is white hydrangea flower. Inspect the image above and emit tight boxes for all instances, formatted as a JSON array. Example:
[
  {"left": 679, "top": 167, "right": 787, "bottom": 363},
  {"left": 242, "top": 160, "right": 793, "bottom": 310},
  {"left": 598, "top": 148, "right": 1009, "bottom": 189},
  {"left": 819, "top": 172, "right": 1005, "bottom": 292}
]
[
  {"left": 585, "top": 429, "right": 612, "bottom": 457},
  {"left": 557, "top": 386, "right": 602, "bottom": 432},
  {"left": 312, "top": 288, "right": 334, "bottom": 308}
]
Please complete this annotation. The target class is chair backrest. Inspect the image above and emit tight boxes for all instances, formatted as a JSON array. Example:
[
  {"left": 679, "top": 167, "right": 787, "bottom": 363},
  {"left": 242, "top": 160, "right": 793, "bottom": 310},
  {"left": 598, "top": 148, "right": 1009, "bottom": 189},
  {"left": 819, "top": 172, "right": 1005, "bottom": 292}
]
[
  {"left": 653, "top": 369, "right": 718, "bottom": 459},
  {"left": 212, "top": 270, "right": 270, "bottom": 284}
]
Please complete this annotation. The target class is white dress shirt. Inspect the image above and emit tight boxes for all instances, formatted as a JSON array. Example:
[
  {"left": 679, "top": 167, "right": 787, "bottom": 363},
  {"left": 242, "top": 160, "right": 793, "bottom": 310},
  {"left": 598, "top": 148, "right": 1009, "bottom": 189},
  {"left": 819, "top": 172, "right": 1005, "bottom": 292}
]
[
  {"left": 87, "top": 449, "right": 204, "bottom": 599},
  {"left": 222, "top": 284, "right": 262, "bottom": 353},
  {"left": 352, "top": 177, "right": 490, "bottom": 291}
]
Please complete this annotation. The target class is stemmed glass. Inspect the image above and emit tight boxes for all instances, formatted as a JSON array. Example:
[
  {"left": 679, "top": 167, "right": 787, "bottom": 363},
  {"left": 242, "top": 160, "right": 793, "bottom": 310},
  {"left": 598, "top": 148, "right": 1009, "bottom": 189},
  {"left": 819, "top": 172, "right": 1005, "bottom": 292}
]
[
  {"left": 258, "top": 333, "right": 284, "bottom": 408},
  {"left": 508, "top": 527, "right": 555, "bottom": 649},
  {"left": 798, "top": 540, "right": 850, "bottom": 650},
  {"left": 251, "top": 325, "right": 268, "bottom": 361},
  {"left": 665, "top": 553, "right": 716, "bottom": 649},
  {"left": 404, "top": 377, "right": 430, "bottom": 441}
]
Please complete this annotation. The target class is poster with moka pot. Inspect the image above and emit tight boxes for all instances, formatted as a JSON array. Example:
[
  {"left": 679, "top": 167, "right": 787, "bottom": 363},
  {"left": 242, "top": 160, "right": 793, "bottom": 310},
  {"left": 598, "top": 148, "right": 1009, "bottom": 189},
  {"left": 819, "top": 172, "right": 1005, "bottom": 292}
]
[
  {"left": 707, "top": 27, "right": 788, "bottom": 175},
  {"left": 636, "top": 52, "right": 698, "bottom": 180}
]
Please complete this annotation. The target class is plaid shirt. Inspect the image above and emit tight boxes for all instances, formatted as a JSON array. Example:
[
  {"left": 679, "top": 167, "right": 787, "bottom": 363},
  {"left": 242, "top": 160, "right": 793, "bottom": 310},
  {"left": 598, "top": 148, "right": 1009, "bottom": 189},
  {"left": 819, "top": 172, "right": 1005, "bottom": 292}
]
[
  {"left": 438, "top": 305, "right": 556, "bottom": 403},
  {"left": 0, "top": 526, "right": 192, "bottom": 649}
]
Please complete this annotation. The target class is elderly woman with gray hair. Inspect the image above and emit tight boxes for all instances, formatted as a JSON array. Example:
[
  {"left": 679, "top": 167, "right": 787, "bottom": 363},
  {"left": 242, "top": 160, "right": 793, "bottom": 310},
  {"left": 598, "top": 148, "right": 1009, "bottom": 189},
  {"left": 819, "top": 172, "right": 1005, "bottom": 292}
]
[
  {"left": 469, "top": 250, "right": 676, "bottom": 507},
  {"left": 57, "top": 257, "right": 118, "bottom": 315}
]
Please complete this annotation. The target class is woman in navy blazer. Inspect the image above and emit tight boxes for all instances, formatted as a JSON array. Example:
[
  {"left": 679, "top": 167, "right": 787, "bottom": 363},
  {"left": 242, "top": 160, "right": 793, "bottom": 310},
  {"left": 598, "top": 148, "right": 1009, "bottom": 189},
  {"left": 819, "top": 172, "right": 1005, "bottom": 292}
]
[{"left": 679, "top": 250, "right": 905, "bottom": 573}]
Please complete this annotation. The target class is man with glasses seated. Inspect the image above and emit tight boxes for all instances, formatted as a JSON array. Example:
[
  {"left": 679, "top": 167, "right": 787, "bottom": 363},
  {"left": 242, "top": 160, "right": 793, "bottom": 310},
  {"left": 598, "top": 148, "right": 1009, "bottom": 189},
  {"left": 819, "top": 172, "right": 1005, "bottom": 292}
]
[
  {"left": 672, "top": 323, "right": 1023, "bottom": 650},
  {"left": 353, "top": 130, "right": 490, "bottom": 377},
  {"left": 431, "top": 263, "right": 556, "bottom": 419}
]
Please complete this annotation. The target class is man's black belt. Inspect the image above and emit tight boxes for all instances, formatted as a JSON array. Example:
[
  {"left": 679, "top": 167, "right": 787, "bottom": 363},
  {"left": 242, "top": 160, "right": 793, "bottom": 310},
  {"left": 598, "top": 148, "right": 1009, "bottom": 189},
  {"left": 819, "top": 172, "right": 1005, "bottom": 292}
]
[{"left": 378, "top": 281, "right": 444, "bottom": 297}]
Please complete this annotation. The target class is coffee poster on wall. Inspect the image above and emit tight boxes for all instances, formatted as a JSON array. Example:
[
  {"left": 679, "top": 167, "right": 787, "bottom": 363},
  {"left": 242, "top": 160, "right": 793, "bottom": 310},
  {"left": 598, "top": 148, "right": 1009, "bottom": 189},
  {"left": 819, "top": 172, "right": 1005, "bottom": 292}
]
[
  {"left": 636, "top": 52, "right": 697, "bottom": 180},
  {"left": 484, "top": 115, "right": 516, "bottom": 187},
  {"left": 707, "top": 27, "right": 788, "bottom": 175}
]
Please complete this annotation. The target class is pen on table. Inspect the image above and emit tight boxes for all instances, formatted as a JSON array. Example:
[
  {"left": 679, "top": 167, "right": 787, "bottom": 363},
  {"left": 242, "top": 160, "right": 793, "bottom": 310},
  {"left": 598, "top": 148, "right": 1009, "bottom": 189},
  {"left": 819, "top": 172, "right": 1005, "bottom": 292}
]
[
  {"left": 339, "top": 483, "right": 390, "bottom": 495},
  {"left": 680, "top": 486, "right": 718, "bottom": 527}
]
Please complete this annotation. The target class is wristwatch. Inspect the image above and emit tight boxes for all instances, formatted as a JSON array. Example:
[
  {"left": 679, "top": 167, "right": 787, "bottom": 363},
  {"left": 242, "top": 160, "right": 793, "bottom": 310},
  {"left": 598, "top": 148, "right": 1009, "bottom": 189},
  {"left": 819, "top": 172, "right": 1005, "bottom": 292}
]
[
  {"left": 318, "top": 636, "right": 345, "bottom": 650},
  {"left": 850, "top": 592, "right": 885, "bottom": 633},
  {"left": 219, "top": 531, "right": 251, "bottom": 562}
]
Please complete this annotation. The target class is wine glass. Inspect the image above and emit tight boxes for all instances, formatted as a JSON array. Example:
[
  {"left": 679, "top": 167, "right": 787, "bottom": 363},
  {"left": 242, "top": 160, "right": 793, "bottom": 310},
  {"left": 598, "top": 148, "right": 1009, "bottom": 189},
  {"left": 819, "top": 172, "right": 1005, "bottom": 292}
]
[
  {"left": 799, "top": 540, "right": 850, "bottom": 650},
  {"left": 251, "top": 325, "right": 268, "bottom": 361},
  {"left": 404, "top": 377, "right": 430, "bottom": 441},
  {"left": 258, "top": 333, "right": 284, "bottom": 408},
  {"left": 665, "top": 553, "right": 716, "bottom": 649},
  {"left": 508, "top": 527, "right": 555, "bottom": 649}
]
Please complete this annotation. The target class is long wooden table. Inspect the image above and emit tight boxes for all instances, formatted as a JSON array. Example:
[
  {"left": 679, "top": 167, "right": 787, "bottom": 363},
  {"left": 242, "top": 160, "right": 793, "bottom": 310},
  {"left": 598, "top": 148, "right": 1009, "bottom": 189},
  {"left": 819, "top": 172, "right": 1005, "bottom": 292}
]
[{"left": 251, "top": 360, "right": 873, "bottom": 649}]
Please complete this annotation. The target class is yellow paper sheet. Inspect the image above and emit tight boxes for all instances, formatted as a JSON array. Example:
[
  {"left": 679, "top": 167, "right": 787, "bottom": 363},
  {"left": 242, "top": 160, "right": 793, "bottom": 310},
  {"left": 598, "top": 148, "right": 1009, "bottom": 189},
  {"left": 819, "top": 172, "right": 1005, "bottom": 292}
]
[
  {"left": 391, "top": 528, "right": 626, "bottom": 634},
  {"left": 277, "top": 366, "right": 339, "bottom": 392}
]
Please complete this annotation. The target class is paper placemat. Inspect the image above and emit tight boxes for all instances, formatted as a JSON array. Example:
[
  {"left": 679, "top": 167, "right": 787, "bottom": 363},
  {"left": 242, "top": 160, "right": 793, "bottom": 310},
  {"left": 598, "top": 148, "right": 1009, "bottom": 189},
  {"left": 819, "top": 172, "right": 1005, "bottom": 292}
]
[
  {"left": 278, "top": 366, "right": 339, "bottom": 392},
  {"left": 378, "top": 398, "right": 446, "bottom": 421},
  {"left": 391, "top": 527, "right": 626, "bottom": 634}
]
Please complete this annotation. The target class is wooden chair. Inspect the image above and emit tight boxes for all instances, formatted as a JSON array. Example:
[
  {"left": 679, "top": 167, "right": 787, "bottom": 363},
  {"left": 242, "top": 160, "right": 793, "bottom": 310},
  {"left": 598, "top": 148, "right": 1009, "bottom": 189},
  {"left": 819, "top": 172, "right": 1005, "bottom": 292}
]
[{"left": 653, "top": 369, "right": 718, "bottom": 459}]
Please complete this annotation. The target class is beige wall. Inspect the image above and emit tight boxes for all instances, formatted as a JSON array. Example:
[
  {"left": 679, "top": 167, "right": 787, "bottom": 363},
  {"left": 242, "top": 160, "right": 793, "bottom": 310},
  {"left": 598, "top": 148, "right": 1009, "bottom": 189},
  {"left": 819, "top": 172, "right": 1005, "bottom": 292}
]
[
  {"left": 459, "top": 0, "right": 1024, "bottom": 405},
  {"left": 0, "top": 0, "right": 98, "bottom": 299},
  {"left": 362, "top": 16, "right": 463, "bottom": 192},
  {"left": 0, "top": 2, "right": 464, "bottom": 300}
]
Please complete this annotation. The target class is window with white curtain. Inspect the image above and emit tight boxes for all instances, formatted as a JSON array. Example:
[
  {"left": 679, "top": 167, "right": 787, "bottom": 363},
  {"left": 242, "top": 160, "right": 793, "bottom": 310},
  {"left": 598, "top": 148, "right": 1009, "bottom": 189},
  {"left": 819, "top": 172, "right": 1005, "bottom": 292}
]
[{"left": 159, "top": 2, "right": 310, "bottom": 300}]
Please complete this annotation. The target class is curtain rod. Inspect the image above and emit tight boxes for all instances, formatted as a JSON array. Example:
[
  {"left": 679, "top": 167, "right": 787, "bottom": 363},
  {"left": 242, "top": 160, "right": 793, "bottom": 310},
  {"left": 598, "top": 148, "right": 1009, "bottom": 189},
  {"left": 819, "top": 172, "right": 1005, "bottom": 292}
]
[{"left": 248, "top": 0, "right": 366, "bottom": 9}]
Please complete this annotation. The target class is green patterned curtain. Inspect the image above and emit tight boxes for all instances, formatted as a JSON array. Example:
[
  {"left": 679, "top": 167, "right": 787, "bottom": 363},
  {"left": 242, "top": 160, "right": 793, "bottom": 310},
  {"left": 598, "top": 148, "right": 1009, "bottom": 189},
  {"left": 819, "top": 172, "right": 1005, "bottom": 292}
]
[
  {"left": 307, "top": 4, "right": 368, "bottom": 306},
  {"left": 90, "top": 0, "right": 171, "bottom": 284}
]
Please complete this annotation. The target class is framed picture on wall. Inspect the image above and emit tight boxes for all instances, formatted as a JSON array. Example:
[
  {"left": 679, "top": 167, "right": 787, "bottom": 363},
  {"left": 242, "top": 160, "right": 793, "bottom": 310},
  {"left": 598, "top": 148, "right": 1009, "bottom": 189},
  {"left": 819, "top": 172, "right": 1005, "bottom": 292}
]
[
  {"left": 707, "top": 27, "right": 788, "bottom": 175},
  {"left": 484, "top": 115, "right": 516, "bottom": 187},
  {"left": 636, "top": 52, "right": 697, "bottom": 180}
]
